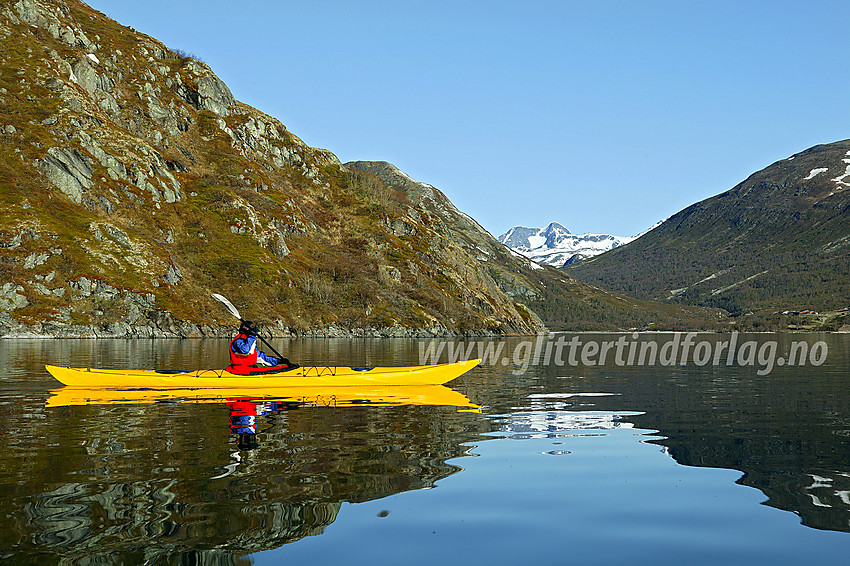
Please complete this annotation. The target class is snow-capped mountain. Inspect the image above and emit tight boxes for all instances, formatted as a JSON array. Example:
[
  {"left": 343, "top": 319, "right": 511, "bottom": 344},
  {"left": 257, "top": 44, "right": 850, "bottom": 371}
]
[{"left": 498, "top": 222, "right": 636, "bottom": 267}]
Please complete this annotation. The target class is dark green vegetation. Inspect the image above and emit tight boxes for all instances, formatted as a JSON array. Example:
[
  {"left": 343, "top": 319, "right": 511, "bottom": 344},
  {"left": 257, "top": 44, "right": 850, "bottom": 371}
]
[
  {"left": 0, "top": 0, "right": 718, "bottom": 336},
  {"left": 567, "top": 140, "right": 850, "bottom": 325}
]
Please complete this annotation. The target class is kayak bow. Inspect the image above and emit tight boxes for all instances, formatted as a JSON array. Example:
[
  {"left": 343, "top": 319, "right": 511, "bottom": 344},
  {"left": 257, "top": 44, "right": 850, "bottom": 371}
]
[{"left": 44, "top": 359, "right": 481, "bottom": 388}]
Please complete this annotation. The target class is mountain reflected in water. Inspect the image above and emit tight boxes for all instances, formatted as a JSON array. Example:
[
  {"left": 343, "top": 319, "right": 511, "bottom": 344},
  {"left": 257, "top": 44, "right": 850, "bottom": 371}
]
[
  {"left": 2, "top": 389, "right": 490, "bottom": 565},
  {"left": 631, "top": 383, "right": 850, "bottom": 533},
  {"left": 541, "top": 335, "right": 850, "bottom": 533}
]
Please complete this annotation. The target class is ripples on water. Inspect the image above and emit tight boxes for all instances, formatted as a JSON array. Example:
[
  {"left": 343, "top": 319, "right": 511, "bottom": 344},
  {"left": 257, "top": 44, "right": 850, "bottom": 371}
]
[{"left": 0, "top": 335, "right": 848, "bottom": 565}]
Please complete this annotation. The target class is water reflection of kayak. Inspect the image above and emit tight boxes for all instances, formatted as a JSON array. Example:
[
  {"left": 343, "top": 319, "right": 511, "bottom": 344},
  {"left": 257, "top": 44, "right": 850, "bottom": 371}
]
[
  {"left": 45, "top": 384, "right": 481, "bottom": 411},
  {"left": 44, "top": 359, "right": 480, "bottom": 388}
]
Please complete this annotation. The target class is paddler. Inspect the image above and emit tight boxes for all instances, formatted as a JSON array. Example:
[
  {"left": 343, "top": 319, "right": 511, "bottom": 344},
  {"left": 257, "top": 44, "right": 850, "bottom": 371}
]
[{"left": 229, "top": 320, "right": 284, "bottom": 370}]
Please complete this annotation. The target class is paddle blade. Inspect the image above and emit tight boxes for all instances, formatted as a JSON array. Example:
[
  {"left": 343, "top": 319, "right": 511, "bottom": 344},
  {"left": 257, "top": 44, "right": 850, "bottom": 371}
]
[{"left": 211, "top": 293, "right": 242, "bottom": 321}]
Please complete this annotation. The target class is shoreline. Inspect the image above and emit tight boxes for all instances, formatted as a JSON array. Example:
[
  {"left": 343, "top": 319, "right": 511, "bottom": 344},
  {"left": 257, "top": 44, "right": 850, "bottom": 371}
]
[
  {"left": 0, "top": 322, "right": 506, "bottom": 340},
  {"left": 2, "top": 327, "right": 847, "bottom": 339}
]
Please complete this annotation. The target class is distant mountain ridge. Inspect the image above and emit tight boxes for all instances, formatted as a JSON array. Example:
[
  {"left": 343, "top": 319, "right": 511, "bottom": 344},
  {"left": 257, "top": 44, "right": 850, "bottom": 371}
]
[
  {"left": 498, "top": 222, "right": 636, "bottom": 267},
  {"left": 566, "top": 140, "right": 850, "bottom": 314}
]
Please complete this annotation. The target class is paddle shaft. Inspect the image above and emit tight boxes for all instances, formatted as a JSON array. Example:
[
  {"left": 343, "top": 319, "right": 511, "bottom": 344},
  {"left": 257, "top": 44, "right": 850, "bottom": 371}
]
[{"left": 254, "top": 332, "right": 286, "bottom": 363}]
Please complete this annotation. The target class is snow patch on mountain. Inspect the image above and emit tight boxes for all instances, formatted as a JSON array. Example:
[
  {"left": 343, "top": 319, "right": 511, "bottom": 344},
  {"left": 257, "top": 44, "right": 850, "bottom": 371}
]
[
  {"left": 832, "top": 151, "right": 850, "bottom": 187},
  {"left": 498, "top": 221, "right": 656, "bottom": 267},
  {"left": 805, "top": 167, "right": 829, "bottom": 181}
]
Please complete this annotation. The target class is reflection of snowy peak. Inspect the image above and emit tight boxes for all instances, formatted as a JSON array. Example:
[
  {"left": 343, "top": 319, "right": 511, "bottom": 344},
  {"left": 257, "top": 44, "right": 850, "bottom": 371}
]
[
  {"left": 498, "top": 222, "right": 636, "bottom": 267},
  {"left": 499, "top": 410, "right": 637, "bottom": 437}
]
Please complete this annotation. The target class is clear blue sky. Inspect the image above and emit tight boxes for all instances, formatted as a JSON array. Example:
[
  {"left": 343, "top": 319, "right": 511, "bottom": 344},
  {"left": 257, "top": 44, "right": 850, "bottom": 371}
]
[{"left": 88, "top": 0, "right": 849, "bottom": 237}]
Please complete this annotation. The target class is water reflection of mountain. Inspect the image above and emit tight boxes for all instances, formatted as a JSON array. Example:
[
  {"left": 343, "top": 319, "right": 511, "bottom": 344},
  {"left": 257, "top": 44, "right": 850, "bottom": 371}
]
[
  {"left": 26, "top": 483, "right": 335, "bottom": 566},
  {"left": 563, "top": 366, "right": 850, "bottom": 533},
  {"left": 641, "top": 411, "right": 850, "bottom": 533},
  {"left": 498, "top": 409, "right": 636, "bottom": 438},
  {"left": 3, "top": 401, "right": 490, "bottom": 565}
]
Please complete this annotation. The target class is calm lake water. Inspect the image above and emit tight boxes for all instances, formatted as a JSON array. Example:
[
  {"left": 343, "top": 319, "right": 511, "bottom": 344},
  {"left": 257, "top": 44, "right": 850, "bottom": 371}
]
[{"left": 1, "top": 333, "right": 849, "bottom": 565}]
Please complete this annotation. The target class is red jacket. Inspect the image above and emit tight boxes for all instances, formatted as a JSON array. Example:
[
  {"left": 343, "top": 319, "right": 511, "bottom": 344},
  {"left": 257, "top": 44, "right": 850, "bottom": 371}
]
[{"left": 229, "top": 333, "right": 258, "bottom": 368}]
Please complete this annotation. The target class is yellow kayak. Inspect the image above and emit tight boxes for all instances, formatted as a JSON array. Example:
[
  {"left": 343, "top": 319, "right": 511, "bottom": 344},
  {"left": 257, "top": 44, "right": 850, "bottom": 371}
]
[
  {"left": 44, "top": 359, "right": 480, "bottom": 388},
  {"left": 46, "top": 384, "right": 480, "bottom": 411}
]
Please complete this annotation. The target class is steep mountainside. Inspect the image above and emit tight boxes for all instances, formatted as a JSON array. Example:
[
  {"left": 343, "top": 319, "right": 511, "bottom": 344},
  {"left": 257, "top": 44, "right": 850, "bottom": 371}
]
[
  {"left": 344, "top": 162, "right": 719, "bottom": 331},
  {"left": 498, "top": 222, "right": 635, "bottom": 267},
  {"left": 0, "top": 0, "right": 716, "bottom": 336},
  {"left": 566, "top": 140, "right": 850, "bottom": 315}
]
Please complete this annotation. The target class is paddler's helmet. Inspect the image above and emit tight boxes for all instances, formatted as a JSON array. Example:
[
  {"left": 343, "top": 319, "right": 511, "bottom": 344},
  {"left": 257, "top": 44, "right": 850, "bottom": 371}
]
[{"left": 239, "top": 320, "right": 259, "bottom": 336}]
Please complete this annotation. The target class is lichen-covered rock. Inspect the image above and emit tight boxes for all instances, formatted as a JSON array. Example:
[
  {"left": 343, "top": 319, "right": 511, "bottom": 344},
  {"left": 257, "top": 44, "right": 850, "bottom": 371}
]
[
  {"left": 163, "top": 264, "right": 182, "bottom": 286},
  {"left": 38, "top": 147, "right": 93, "bottom": 203},
  {"left": 197, "top": 75, "right": 236, "bottom": 116},
  {"left": 0, "top": 283, "right": 28, "bottom": 310}
]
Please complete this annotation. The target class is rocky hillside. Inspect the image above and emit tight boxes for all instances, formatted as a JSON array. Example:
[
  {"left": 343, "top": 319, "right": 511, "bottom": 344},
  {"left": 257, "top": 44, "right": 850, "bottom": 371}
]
[
  {"left": 0, "top": 0, "right": 716, "bottom": 337},
  {"left": 566, "top": 140, "right": 850, "bottom": 316}
]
